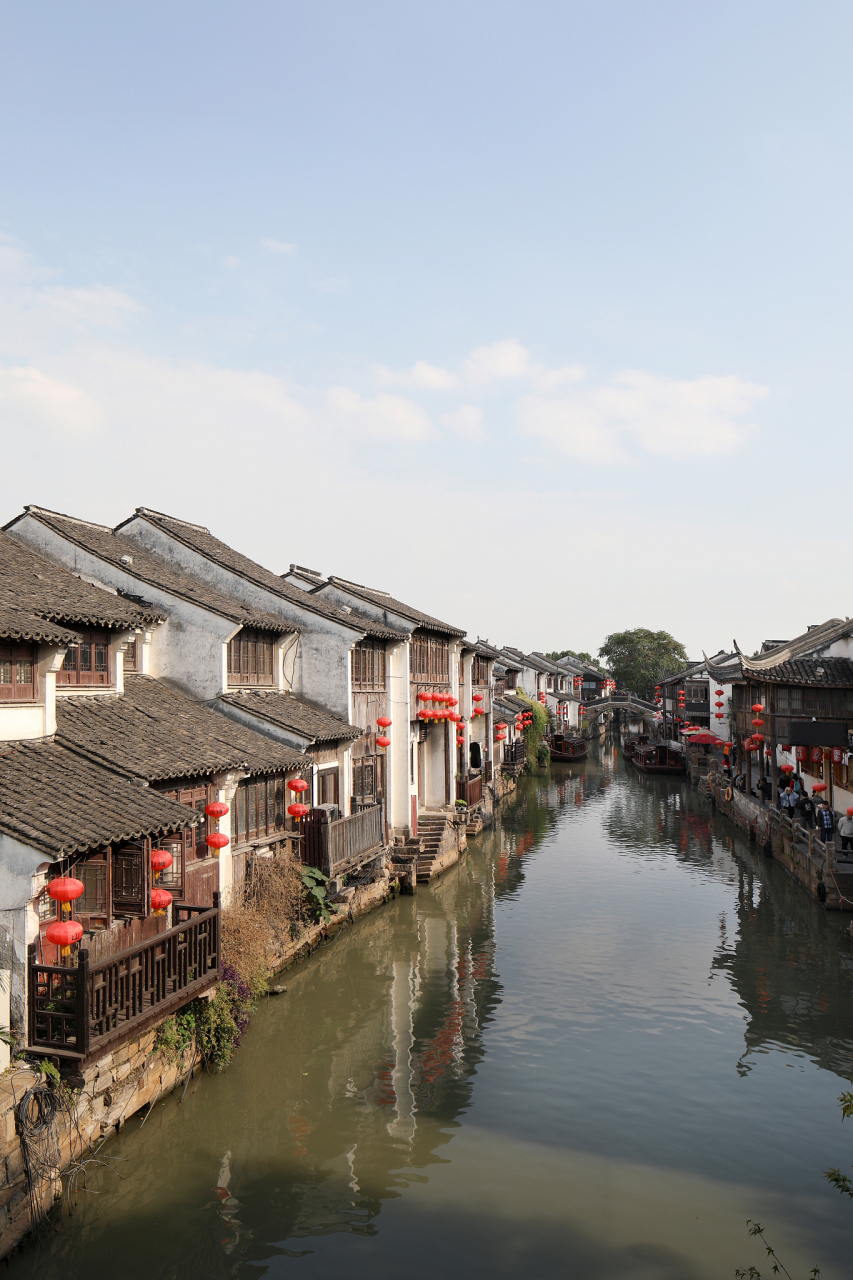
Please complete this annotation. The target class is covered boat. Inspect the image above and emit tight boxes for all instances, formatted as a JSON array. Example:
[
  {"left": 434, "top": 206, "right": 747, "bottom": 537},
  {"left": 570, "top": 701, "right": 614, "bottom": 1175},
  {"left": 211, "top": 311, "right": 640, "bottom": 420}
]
[
  {"left": 632, "top": 742, "right": 686, "bottom": 775},
  {"left": 550, "top": 733, "right": 588, "bottom": 762},
  {"left": 622, "top": 733, "right": 649, "bottom": 760}
]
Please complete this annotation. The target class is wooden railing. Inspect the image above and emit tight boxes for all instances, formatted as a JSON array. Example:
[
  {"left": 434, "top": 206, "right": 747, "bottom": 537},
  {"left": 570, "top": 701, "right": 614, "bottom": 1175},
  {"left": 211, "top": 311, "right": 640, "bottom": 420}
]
[
  {"left": 302, "top": 804, "right": 384, "bottom": 875},
  {"left": 28, "top": 898, "right": 220, "bottom": 1062},
  {"left": 456, "top": 773, "right": 483, "bottom": 806},
  {"left": 503, "top": 741, "right": 527, "bottom": 766}
]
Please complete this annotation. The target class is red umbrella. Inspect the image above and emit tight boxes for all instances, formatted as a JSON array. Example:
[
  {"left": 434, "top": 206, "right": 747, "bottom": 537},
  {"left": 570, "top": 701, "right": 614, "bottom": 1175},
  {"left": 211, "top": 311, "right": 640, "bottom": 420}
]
[{"left": 686, "top": 732, "right": 725, "bottom": 746}]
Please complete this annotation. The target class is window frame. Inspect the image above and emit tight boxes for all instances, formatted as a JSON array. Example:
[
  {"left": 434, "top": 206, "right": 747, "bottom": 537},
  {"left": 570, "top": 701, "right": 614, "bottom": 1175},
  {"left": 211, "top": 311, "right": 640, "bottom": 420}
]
[
  {"left": 351, "top": 640, "right": 387, "bottom": 691},
  {"left": 0, "top": 642, "right": 38, "bottom": 701},
  {"left": 57, "top": 631, "right": 112, "bottom": 688},
  {"left": 227, "top": 629, "right": 277, "bottom": 687}
]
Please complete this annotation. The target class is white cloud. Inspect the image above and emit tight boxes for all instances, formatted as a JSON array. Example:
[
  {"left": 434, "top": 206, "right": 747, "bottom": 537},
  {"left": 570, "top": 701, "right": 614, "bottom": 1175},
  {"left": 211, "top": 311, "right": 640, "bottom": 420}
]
[
  {"left": 376, "top": 360, "right": 459, "bottom": 391},
  {"left": 519, "top": 370, "right": 767, "bottom": 461},
  {"left": 529, "top": 363, "right": 586, "bottom": 391},
  {"left": 261, "top": 238, "right": 297, "bottom": 255},
  {"left": 327, "top": 387, "right": 432, "bottom": 441},
  {"left": 463, "top": 339, "right": 532, "bottom": 384},
  {"left": 440, "top": 405, "right": 485, "bottom": 440},
  {"left": 0, "top": 366, "right": 102, "bottom": 434}
]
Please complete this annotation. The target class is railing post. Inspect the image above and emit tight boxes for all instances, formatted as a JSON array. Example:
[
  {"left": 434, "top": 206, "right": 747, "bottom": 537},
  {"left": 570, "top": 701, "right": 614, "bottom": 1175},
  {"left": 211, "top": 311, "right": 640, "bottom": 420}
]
[
  {"left": 27, "top": 942, "right": 36, "bottom": 1050},
  {"left": 77, "top": 948, "right": 91, "bottom": 1059}
]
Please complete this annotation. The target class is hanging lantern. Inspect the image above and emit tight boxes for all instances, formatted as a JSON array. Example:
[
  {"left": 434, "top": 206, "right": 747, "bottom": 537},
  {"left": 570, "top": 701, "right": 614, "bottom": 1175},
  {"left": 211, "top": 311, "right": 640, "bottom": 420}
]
[
  {"left": 715, "top": 689, "right": 724, "bottom": 696},
  {"left": 288, "top": 778, "right": 309, "bottom": 795},
  {"left": 206, "top": 831, "right": 229, "bottom": 855},
  {"left": 417, "top": 690, "right": 430, "bottom": 701},
  {"left": 151, "top": 887, "right": 172, "bottom": 916},
  {"left": 205, "top": 801, "right": 229, "bottom": 820},
  {"left": 752, "top": 732, "right": 764, "bottom": 742},
  {"left": 751, "top": 703, "right": 765, "bottom": 713},
  {"left": 795, "top": 746, "right": 808, "bottom": 761},
  {"left": 45, "top": 918, "right": 83, "bottom": 958},
  {"left": 781, "top": 764, "right": 794, "bottom": 774},
  {"left": 151, "top": 848, "right": 173, "bottom": 876},
  {"left": 287, "top": 802, "right": 310, "bottom": 823},
  {"left": 473, "top": 693, "right": 483, "bottom": 702},
  {"left": 715, "top": 701, "right": 724, "bottom": 708},
  {"left": 751, "top": 718, "right": 764, "bottom": 728},
  {"left": 847, "top": 807, "right": 853, "bottom": 818},
  {"left": 811, "top": 746, "right": 823, "bottom": 762},
  {"left": 714, "top": 713, "right": 724, "bottom": 719},
  {"left": 47, "top": 876, "right": 85, "bottom": 905},
  {"left": 781, "top": 743, "right": 792, "bottom": 753},
  {"left": 376, "top": 717, "right": 392, "bottom": 730},
  {"left": 376, "top": 736, "right": 391, "bottom": 749},
  {"left": 813, "top": 782, "right": 827, "bottom": 793},
  {"left": 456, "top": 735, "right": 464, "bottom": 746},
  {"left": 448, "top": 697, "right": 458, "bottom": 707},
  {"left": 495, "top": 732, "right": 507, "bottom": 742}
]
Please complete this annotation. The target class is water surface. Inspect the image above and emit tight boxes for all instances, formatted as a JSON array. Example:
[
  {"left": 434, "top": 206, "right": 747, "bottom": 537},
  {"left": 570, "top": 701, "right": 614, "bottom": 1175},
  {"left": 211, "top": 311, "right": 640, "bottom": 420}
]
[{"left": 13, "top": 741, "right": 853, "bottom": 1278}]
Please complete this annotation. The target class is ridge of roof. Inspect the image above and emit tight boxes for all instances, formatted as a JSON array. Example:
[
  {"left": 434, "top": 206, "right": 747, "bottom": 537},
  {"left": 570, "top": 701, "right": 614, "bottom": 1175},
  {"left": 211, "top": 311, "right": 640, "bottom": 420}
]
[
  {"left": 735, "top": 617, "right": 853, "bottom": 671},
  {"left": 124, "top": 510, "right": 401, "bottom": 640},
  {"left": 11, "top": 508, "right": 295, "bottom": 634},
  {"left": 323, "top": 576, "right": 466, "bottom": 638}
]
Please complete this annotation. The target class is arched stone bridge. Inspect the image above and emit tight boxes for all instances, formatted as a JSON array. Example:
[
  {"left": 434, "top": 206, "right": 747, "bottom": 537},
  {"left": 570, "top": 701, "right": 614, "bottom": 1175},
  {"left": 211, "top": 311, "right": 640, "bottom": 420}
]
[{"left": 582, "top": 694, "right": 659, "bottom": 723}]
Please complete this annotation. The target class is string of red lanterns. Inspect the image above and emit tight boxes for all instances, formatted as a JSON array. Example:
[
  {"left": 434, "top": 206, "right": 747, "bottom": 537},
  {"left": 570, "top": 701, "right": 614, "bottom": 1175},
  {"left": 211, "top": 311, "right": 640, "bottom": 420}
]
[{"left": 45, "top": 875, "right": 85, "bottom": 959}]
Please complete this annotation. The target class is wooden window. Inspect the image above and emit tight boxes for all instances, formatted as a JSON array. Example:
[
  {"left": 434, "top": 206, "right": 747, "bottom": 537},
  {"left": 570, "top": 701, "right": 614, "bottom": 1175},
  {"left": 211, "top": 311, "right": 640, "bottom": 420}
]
[
  {"left": 227, "top": 630, "right": 276, "bottom": 686},
  {"left": 777, "top": 686, "right": 789, "bottom": 711},
  {"left": 0, "top": 643, "right": 37, "bottom": 701},
  {"left": 37, "top": 886, "right": 57, "bottom": 922},
  {"left": 831, "top": 690, "right": 844, "bottom": 715},
  {"left": 318, "top": 769, "right": 339, "bottom": 806},
  {"left": 353, "top": 756, "right": 383, "bottom": 804},
  {"left": 156, "top": 834, "right": 186, "bottom": 897},
  {"left": 411, "top": 635, "right": 450, "bottom": 684},
  {"left": 78, "top": 861, "right": 108, "bottom": 916},
  {"left": 57, "top": 632, "right": 111, "bottom": 687},
  {"left": 351, "top": 640, "right": 387, "bottom": 691},
  {"left": 112, "top": 842, "right": 146, "bottom": 916},
  {"left": 232, "top": 774, "right": 289, "bottom": 845},
  {"left": 473, "top": 655, "right": 489, "bottom": 686},
  {"left": 790, "top": 688, "right": 802, "bottom": 712},
  {"left": 804, "top": 689, "right": 817, "bottom": 712}
]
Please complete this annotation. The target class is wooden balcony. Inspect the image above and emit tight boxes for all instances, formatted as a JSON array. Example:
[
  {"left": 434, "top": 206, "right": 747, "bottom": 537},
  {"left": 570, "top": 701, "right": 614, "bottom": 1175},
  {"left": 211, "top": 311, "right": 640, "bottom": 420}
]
[
  {"left": 302, "top": 804, "right": 384, "bottom": 876},
  {"left": 456, "top": 773, "right": 483, "bottom": 807},
  {"left": 27, "top": 898, "right": 220, "bottom": 1065}
]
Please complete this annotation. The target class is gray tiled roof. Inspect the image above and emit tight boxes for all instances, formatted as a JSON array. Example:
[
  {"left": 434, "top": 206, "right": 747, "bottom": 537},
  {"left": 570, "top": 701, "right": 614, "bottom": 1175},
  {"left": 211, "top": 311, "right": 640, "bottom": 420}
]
[
  {"left": 0, "top": 531, "right": 153, "bottom": 632},
  {"left": 56, "top": 676, "right": 304, "bottom": 781},
  {"left": 0, "top": 604, "right": 78, "bottom": 645},
  {"left": 737, "top": 618, "right": 853, "bottom": 671},
  {"left": 123, "top": 509, "right": 401, "bottom": 640},
  {"left": 742, "top": 657, "right": 853, "bottom": 686},
  {"left": 0, "top": 739, "right": 198, "bottom": 858},
  {"left": 324, "top": 577, "right": 466, "bottom": 638},
  {"left": 220, "top": 689, "right": 363, "bottom": 744},
  {"left": 10, "top": 508, "right": 294, "bottom": 634}
]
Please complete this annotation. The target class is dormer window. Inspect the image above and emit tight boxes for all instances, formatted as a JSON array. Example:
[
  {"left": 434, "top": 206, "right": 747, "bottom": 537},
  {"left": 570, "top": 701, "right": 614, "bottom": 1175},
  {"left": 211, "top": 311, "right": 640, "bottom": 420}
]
[
  {"left": 0, "top": 643, "right": 37, "bottom": 700},
  {"left": 228, "top": 630, "right": 276, "bottom": 686},
  {"left": 57, "top": 632, "right": 111, "bottom": 687}
]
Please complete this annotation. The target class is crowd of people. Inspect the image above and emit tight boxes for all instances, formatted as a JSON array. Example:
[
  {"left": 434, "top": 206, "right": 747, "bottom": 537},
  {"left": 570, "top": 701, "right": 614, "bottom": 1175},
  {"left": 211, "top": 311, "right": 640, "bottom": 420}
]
[{"left": 724, "top": 766, "right": 853, "bottom": 851}]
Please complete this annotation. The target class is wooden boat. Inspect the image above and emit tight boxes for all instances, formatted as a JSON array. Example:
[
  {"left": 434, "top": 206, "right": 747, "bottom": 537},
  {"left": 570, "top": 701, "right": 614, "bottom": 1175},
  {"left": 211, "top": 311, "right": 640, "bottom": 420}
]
[
  {"left": 622, "top": 734, "right": 648, "bottom": 760},
  {"left": 550, "top": 734, "right": 588, "bottom": 762},
  {"left": 632, "top": 742, "right": 686, "bottom": 775}
]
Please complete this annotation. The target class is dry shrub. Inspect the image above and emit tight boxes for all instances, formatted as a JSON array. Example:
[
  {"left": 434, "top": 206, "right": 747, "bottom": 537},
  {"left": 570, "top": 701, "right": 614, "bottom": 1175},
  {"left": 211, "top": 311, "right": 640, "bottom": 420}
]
[{"left": 221, "top": 853, "right": 309, "bottom": 988}]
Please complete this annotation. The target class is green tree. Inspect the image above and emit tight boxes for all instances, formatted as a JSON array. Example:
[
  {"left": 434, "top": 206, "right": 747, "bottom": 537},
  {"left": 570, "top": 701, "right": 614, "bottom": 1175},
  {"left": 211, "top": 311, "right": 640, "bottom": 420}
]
[
  {"left": 597, "top": 629, "right": 688, "bottom": 699},
  {"left": 546, "top": 649, "right": 599, "bottom": 667}
]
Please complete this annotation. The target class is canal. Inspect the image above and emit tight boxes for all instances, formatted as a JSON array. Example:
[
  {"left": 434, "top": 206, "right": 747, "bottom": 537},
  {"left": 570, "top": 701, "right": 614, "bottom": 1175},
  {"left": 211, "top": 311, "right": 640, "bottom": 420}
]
[{"left": 11, "top": 740, "right": 853, "bottom": 1279}]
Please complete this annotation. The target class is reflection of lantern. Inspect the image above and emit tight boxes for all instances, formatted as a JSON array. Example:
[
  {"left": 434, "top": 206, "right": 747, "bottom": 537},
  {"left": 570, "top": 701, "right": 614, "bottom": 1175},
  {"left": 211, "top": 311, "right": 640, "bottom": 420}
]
[
  {"left": 45, "top": 918, "right": 83, "bottom": 958},
  {"left": 151, "top": 887, "right": 172, "bottom": 916},
  {"left": 206, "top": 831, "right": 229, "bottom": 855},
  {"left": 205, "top": 801, "right": 229, "bottom": 820}
]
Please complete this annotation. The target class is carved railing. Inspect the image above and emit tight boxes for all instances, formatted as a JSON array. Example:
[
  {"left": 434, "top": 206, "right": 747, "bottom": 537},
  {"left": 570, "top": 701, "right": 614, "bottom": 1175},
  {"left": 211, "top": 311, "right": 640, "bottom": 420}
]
[
  {"left": 28, "top": 898, "right": 220, "bottom": 1061},
  {"left": 303, "top": 804, "right": 384, "bottom": 875}
]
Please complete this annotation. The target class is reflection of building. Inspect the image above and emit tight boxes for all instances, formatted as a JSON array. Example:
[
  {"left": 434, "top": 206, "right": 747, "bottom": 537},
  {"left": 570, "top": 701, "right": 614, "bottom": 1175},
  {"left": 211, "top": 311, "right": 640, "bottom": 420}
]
[{"left": 712, "top": 858, "right": 853, "bottom": 1076}]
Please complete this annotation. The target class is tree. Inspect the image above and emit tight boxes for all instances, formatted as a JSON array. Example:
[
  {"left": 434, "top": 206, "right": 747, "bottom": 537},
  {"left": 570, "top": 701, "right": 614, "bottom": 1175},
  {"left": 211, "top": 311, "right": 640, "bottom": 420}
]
[
  {"left": 597, "top": 629, "right": 688, "bottom": 699},
  {"left": 546, "top": 649, "right": 599, "bottom": 667}
]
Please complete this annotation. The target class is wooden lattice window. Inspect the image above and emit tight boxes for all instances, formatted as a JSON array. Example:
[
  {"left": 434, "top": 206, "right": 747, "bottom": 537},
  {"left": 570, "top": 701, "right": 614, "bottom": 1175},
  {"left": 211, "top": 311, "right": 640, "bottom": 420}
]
[
  {"left": 0, "top": 643, "right": 37, "bottom": 701},
  {"left": 112, "top": 842, "right": 146, "bottom": 916},
  {"left": 57, "top": 632, "right": 111, "bottom": 687},
  {"left": 351, "top": 640, "right": 386, "bottom": 690},
  {"left": 472, "top": 655, "right": 489, "bottom": 686},
  {"left": 227, "top": 630, "right": 276, "bottom": 686},
  {"left": 78, "top": 861, "right": 108, "bottom": 916},
  {"left": 411, "top": 635, "right": 450, "bottom": 683},
  {"left": 232, "top": 775, "right": 289, "bottom": 845},
  {"left": 353, "top": 755, "right": 383, "bottom": 803}
]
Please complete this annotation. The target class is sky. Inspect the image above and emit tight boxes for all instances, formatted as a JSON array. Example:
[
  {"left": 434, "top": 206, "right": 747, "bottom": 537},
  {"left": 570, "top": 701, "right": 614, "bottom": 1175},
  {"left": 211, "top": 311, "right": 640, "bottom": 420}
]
[{"left": 1, "top": 2, "right": 851, "bottom": 659}]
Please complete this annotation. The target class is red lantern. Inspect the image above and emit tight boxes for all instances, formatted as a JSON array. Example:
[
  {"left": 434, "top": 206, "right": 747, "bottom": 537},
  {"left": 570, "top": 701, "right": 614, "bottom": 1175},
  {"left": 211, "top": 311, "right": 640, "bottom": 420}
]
[
  {"left": 376, "top": 736, "right": 391, "bottom": 749},
  {"left": 751, "top": 703, "right": 764, "bottom": 713},
  {"left": 151, "top": 848, "right": 173, "bottom": 874},
  {"left": 753, "top": 733, "right": 764, "bottom": 742},
  {"left": 473, "top": 693, "right": 483, "bottom": 702},
  {"left": 813, "top": 782, "right": 827, "bottom": 793},
  {"left": 448, "top": 698, "right": 458, "bottom": 707},
  {"left": 781, "top": 743, "right": 792, "bottom": 753},
  {"left": 714, "top": 713, "right": 724, "bottom": 719},
  {"left": 795, "top": 745, "right": 808, "bottom": 761},
  {"left": 751, "top": 718, "right": 764, "bottom": 728},
  {"left": 495, "top": 732, "right": 507, "bottom": 742},
  {"left": 715, "top": 689, "right": 724, "bottom": 696},
  {"left": 417, "top": 690, "right": 430, "bottom": 701},
  {"left": 811, "top": 746, "right": 823, "bottom": 763},
  {"left": 781, "top": 764, "right": 794, "bottom": 774},
  {"left": 205, "top": 801, "right": 229, "bottom": 819},
  {"left": 47, "top": 876, "right": 85, "bottom": 904},
  {"left": 715, "top": 701, "right": 724, "bottom": 708},
  {"left": 847, "top": 807, "right": 853, "bottom": 818},
  {"left": 151, "top": 887, "right": 172, "bottom": 915},
  {"left": 832, "top": 747, "right": 843, "bottom": 764},
  {"left": 45, "top": 919, "right": 83, "bottom": 953},
  {"left": 456, "top": 735, "right": 464, "bottom": 746},
  {"left": 288, "top": 778, "right": 309, "bottom": 795},
  {"left": 377, "top": 717, "right": 392, "bottom": 729},
  {"left": 287, "top": 803, "right": 310, "bottom": 823},
  {"left": 206, "top": 831, "right": 229, "bottom": 854}
]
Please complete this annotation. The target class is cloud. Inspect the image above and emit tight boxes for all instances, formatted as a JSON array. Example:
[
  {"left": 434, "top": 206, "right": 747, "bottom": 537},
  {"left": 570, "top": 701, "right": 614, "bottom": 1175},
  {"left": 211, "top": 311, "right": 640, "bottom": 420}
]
[
  {"left": 261, "top": 238, "right": 297, "bottom": 255},
  {"left": 0, "top": 366, "right": 102, "bottom": 434},
  {"left": 440, "top": 405, "right": 485, "bottom": 440},
  {"left": 376, "top": 360, "right": 459, "bottom": 391},
  {"left": 327, "top": 387, "right": 432, "bottom": 441},
  {"left": 519, "top": 370, "right": 767, "bottom": 461},
  {"left": 464, "top": 339, "right": 532, "bottom": 384},
  {"left": 41, "top": 285, "right": 142, "bottom": 331}
]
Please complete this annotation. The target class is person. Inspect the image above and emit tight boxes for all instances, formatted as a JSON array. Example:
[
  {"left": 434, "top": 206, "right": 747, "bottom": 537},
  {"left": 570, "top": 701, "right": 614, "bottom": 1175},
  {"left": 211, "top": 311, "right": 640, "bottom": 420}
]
[
  {"left": 758, "top": 775, "right": 772, "bottom": 805},
  {"left": 817, "top": 801, "right": 835, "bottom": 843},
  {"left": 735, "top": 771, "right": 746, "bottom": 792},
  {"left": 839, "top": 807, "right": 853, "bottom": 854},
  {"left": 781, "top": 786, "right": 796, "bottom": 819},
  {"left": 792, "top": 773, "right": 804, "bottom": 796},
  {"left": 800, "top": 792, "right": 815, "bottom": 829}
]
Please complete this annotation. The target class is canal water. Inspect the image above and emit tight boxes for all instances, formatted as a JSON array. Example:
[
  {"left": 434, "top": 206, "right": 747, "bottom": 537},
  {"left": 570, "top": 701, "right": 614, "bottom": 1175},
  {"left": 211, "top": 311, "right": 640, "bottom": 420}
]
[{"left": 11, "top": 740, "right": 853, "bottom": 1279}]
